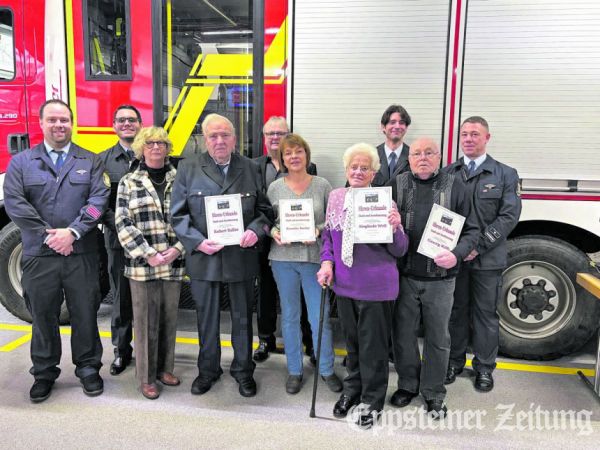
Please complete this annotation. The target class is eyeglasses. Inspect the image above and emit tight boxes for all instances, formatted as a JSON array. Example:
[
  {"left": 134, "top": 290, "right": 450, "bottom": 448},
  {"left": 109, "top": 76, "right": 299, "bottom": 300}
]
[
  {"left": 144, "top": 141, "right": 167, "bottom": 149},
  {"left": 409, "top": 151, "right": 439, "bottom": 159},
  {"left": 264, "top": 131, "right": 288, "bottom": 137},
  {"left": 114, "top": 117, "right": 139, "bottom": 124},
  {"left": 207, "top": 132, "right": 233, "bottom": 141},
  {"left": 348, "top": 165, "right": 373, "bottom": 173}
]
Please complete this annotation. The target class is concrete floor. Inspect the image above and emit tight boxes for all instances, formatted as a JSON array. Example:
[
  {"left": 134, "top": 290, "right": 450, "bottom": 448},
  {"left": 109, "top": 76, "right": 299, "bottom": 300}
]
[{"left": 0, "top": 304, "right": 599, "bottom": 449}]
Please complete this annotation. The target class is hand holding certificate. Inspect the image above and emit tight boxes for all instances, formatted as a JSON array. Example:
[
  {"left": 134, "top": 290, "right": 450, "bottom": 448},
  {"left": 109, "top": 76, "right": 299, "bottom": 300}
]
[
  {"left": 352, "top": 187, "right": 393, "bottom": 244},
  {"left": 417, "top": 203, "right": 465, "bottom": 259},
  {"left": 279, "top": 198, "right": 316, "bottom": 243},
  {"left": 205, "top": 194, "right": 245, "bottom": 246}
]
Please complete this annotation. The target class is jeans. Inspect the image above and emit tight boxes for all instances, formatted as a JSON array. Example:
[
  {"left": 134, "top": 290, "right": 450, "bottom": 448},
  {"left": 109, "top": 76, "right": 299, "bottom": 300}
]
[{"left": 271, "top": 260, "right": 335, "bottom": 376}]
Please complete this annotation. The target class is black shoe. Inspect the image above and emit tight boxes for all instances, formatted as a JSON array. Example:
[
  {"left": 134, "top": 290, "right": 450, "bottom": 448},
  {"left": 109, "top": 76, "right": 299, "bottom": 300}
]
[
  {"left": 321, "top": 373, "right": 343, "bottom": 393},
  {"left": 253, "top": 339, "right": 276, "bottom": 363},
  {"left": 80, "top": 374, "right": 104, "bottom": 396},
  {"left": 285, "top": 375, "right": 303, "bottom": 394},
  {"left": 475, "top": 371, "right": 494, "bottom": 392},
  {"left": 237, "top": 377, "right": 257, "bottom": 397},
  {"left": 30, "top": 379, "right": 54, "bottom": 403},
  {"left": 110, "top": 354, "right": 131, "bottom": 376},
  {"left": 444, "top": 366, "right": 463, "bottom": 385},
  {"left": 426, "top": 399, "right": 448, "bottom": 420},
  {"left": 333, "top": 394, "right": 360, "bottom": 418},
  {"left": 356, "top": 408, "right": 382, "bottom": 430},
  {"left": 389, "top": 388, "right": 417, "bottom": 408},
  {"left": 191, "top": 374, "right": 220, "bottom": 395}
]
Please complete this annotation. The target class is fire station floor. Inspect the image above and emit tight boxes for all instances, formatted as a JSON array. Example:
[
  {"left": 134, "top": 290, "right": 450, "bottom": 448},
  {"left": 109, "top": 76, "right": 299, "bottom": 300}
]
[{"left": 0, "top": 303, "right": 599, "bottom": 449}]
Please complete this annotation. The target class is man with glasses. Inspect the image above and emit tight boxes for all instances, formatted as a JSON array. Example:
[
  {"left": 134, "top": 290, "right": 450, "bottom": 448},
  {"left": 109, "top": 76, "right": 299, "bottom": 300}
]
[
  {"left": 171, "top": 113, "right": 272, "bottom": 398},
  {"left": 100, "top": 105, "right": 142, "bottom": 375},
  {"left": 253, "top": 116, "right": 316, "bottom": 363},
  {"left": 4, "top": 99, "right": 109, "bottom": 402},
  {"left": 373, "top": 104, "right": 412, "bottom": 186},
  {"left": 387, "top": 138, "right": 479, "bottom": 419},
  {"left": 445, "top": 117, "right": 521, "bottom": 393}
]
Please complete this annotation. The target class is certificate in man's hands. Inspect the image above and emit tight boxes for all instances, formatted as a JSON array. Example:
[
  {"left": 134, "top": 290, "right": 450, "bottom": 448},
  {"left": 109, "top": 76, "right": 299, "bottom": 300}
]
[
  {"left": 279, "top": 198, "right": 316, "bottom": 243},
  {"left": 352, "top": 186, "right": 393, "bottom": 244},
  {"left": 417, "top": 203, "right": 465, "bottom": 259},
  {"left": 205, "top": 194, "right": 244, "bottom": 246}
]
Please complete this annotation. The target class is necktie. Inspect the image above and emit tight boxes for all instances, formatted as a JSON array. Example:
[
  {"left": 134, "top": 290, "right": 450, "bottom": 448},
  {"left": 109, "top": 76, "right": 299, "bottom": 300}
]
[
  {"left": 341, "top": 189, "right": 355, "bottom": 267},
  {"left": 388, "top": 152, "right": 397, "bottom": 179},
  {"left": 467, "top": 160, "right": 476, "bottom": 177},
  {"left": 54, "top": 150, "right": 65, "bottom": 171},
  {"left": 126, "top": 149, "right": 135, "bottom": 161},
  {"left": 217, "top": 164, "right": 228, "bottom": 182}
]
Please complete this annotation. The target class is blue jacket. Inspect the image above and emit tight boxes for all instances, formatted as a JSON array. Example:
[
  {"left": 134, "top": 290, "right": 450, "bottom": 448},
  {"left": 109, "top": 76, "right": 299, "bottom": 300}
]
[{"left": 3, "top": 142, "right": 110, "bottom": 256}]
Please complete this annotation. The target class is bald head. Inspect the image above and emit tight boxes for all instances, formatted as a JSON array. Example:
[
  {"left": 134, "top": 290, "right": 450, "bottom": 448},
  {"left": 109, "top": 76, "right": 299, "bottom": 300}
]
[{"left": 408, "top": 137, "right": 441, "bottom": 180}]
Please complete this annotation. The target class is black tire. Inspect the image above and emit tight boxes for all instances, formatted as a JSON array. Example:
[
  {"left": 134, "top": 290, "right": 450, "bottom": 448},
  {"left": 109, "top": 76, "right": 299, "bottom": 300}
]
[
  {"left": 0, "top": 223, "right": 69, "bottom": 324},
  {"left": 499, "top": 235, "right": 600, "bottom": 360}
]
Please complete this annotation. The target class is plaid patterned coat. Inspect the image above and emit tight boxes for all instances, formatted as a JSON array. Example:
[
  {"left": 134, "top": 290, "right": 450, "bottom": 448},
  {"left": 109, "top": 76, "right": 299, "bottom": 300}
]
[{"left": 115, "top": 163, "right": 185, "bottom": 281}]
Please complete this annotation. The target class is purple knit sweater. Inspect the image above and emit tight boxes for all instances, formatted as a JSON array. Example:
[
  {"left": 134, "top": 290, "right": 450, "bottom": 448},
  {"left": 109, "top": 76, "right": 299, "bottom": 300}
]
[{"left": 320, "top": 188, "right": 409, "bottom": 301}]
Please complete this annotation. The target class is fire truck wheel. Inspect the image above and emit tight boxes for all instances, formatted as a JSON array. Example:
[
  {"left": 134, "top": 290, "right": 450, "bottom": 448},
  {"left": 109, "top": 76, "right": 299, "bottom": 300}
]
[
  {"left": 499, "top": 235, "right": 600, "bottom": 360},
  {"left": 0, "top": 223, "right": 69, "bottom": 323}
]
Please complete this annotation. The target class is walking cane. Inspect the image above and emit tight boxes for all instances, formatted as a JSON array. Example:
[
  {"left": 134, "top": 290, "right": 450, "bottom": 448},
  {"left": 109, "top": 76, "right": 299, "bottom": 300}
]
[{"left": 310, "top": 284, "right": 330, "bottom": 418}]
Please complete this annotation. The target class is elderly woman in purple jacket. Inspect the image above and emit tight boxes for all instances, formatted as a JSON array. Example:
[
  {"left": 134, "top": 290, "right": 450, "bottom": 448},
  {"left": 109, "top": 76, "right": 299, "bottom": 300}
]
[{"left": 317, "top": 143, "right": 408, "bottom": 429}]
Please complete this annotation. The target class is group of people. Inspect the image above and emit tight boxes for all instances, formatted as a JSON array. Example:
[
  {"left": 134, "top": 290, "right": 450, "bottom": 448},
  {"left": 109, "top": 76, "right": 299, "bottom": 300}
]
[{"left": 3, "top": 99, "right": 521, "bottom": 429}]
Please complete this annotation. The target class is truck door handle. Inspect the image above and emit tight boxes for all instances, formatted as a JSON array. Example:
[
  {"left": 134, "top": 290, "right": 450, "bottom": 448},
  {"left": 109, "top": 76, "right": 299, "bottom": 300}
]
[{"left": 8, "top": 133, "right": 30, "bottom": 155}]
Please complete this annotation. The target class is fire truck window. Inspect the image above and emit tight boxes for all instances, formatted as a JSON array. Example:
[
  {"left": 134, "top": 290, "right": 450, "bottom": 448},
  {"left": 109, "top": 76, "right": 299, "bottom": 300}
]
[
  {"left": 163, "top": 0, "right": 254, "bottom": 157},
  {"left": 0, "top": 9, "right": 15, "bottom": 80},
  {"left": 84, "top": 0, "right": 131, "bottom": 80}
]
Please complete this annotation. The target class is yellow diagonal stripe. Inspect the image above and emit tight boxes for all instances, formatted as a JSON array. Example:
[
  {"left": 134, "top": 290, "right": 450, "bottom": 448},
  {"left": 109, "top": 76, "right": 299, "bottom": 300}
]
[
  {"left": 169, "top": 86, "right": 214, "bottom": 155},
  {"left": 265, "top": 16, "right": 287, "bottom": 77},
  {"left": 0, "top": 333, "right": 32, "bottom": 352},
  {"left": 198, "top": 54, "right": 253, "bottom": 77}
]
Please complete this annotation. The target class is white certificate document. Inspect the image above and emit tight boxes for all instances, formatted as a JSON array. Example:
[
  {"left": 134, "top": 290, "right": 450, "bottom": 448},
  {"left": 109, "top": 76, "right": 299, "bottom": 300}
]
[
  {"left": 279, "top": 198, "right": 316, "bottom": 243},
  {"left": 204, "top": 194, "right": 244, "bottom": 246},
  {"left": 352, "top": 186, "right": 393, "bottom": 244},
  {"left": 417, "top": 203, "right": 465, "bottom": 259}
]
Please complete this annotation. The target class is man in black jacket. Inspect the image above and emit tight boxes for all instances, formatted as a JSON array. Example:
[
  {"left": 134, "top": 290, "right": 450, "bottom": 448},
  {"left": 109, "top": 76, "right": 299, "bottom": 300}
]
[
  {"left": 171, "top": 113, "right": 272, "bottom": 398},
  {"left": 99, "top": 105, "right": 142, "bottom": 375},
  {"left": 253, "top": 116, "right": 315, "bottom": 363},
  {"left": 444, "top": 116, "right": 521, "bottom": 392},
  {"left": 388, "top": 137, "right": 479, "bottom": 419},
  {"left": 372, "top": 104, "right": 412, "bottom": 186}
]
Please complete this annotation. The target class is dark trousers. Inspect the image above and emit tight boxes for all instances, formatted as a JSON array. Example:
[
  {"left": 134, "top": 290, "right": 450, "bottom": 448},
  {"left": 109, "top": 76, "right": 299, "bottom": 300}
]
[
  {"left": 449, "top": 267, "right": 503, "bottom": 373},
  {"left": 192, "top": 279, "right": 256, "bottom": 380},
  {"left": 129, "top": 279, "right": 181, "bottom": 384},
  {"left": 107, "top": 246, "right": 133, "bottom": 358},
  {"left": 21, "top": 253, "right": 103, "bottom": 381},
  {"left": 337, "top": 296, "right": 392, "bottom": 411},
  {"left": 392, "top": 276, "right": 455, "bottom": 401},
  {"left": 257, "top": 253, "right": 313, "bottom": 349}
]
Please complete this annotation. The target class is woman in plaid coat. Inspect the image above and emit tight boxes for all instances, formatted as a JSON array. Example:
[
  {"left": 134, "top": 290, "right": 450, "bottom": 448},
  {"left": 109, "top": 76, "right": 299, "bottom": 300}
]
[{"left": 115, "top": 127, "right": 185, "bottom": 400}]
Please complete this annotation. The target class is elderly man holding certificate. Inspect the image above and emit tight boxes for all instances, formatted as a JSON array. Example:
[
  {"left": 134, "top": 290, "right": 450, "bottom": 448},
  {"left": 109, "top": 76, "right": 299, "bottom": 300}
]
[
  {"left": 171, "top": 114, "right": 272, "bottom": 398},
  {"left": 267, "top": 133, "right": 342, "bottom": 395},
  {"left": 388, "top": 137, "right": 479, "bottom": 419},
  {"left": 317, "top": 143, "right": 408, "bottom": 429}
]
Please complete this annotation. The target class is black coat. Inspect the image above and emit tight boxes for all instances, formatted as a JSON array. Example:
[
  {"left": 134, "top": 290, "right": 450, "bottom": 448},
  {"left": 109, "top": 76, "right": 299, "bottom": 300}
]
[
  {"left": 171, "top": 152, "right": 273, "bottom": 282},
  {"left": 444, "top": 155, "right": 521, "bottom": 270},
  {"left": 372, "top": 142, "right": 410, "bottom": 187},
  {"left": 3, "top": 142, "right": 109, "bottom": 256}
]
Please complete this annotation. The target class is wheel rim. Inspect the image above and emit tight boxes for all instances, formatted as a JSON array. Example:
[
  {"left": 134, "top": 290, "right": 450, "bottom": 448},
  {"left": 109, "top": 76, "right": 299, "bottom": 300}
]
[
  {"left": 500, "top": 260, "right": 576, "bottom": 339},
  {"left": 8, "top": 242, "right": 23, "bottom": 297}
]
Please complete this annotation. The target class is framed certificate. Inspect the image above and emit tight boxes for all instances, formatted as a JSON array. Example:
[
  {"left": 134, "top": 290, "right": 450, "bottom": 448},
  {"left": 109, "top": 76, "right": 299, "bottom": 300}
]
[
  {"left": 352, "top": 186, "right": 393, "bottom": 244},
  {"left": 279, "top": 198, "right": 316, "bottom": 243},
  {"left": 417, "top": 203, "right": 465, "bottom": 259},
  {"left": 204, "top": 194, "right": 245, "bottom": 246}
]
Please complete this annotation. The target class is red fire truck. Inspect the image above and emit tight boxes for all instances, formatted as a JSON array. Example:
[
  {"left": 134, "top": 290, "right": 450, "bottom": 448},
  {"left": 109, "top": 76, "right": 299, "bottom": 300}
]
[{"left": 1, "top": 0, "right": 599, "bottom": 361}]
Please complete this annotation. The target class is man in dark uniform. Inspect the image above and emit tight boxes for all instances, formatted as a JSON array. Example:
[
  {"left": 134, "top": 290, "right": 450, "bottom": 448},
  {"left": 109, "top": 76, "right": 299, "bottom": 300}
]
[
  {"left": 3, "top": 99, "right": 110, "bottom": 402},
  {"left": 445, "top": 116, "right": 521, "bottom": 392},
  {"left": 253, "top": 116, "right": 315, "bottom": 363},
  {"left": 372, "top": 104, "right": 412, "bottom": 187},
  {"left": 171, "top": 113, "right": 272, "bottom": 398},
  {"left": 100, "top": 105, "right": 142, "bottom": 375}
]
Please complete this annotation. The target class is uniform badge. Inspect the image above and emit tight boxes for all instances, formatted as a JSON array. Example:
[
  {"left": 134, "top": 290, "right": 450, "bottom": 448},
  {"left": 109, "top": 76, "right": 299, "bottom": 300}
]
[
  {"left": 103, "top": 172, "right": 111, "bottom": 188},
  {"left": 76, "top": 169, "right": 88, "bottom": 175}
]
